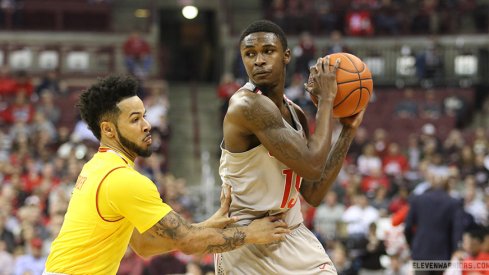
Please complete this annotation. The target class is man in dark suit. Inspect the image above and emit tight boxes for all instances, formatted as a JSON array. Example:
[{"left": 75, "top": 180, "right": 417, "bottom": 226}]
[{"left": 404, "top": 171, "right": 464, "bottom": 275}]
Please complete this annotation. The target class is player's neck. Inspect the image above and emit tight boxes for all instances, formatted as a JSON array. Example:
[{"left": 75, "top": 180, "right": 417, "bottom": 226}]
[
  {"left": 100, "top": 140, "right": 137, "bottom": 162},
  {"left": 261, "top": 85, "right": 285, "bottom": 108}
]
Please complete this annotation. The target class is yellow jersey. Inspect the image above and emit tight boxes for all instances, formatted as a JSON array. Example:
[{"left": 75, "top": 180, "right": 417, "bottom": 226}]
[{"left": 45, "top": 147, "right": 172, "bottom": 274}]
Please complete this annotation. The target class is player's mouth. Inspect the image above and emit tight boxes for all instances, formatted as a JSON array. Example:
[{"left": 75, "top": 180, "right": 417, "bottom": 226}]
[
  {"left": 253, "top": 70, "right": 270, "bottom": 77},
  {"left": 143, "top": 135, "right": 152, "bottom": 144}
]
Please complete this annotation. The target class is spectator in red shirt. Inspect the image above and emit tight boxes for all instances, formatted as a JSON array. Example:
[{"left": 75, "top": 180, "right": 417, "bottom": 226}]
[
  {"left": 383, "top": 142, "right": 409, "bottom": 179},
  {"left": 0, "top": 66, "right": 16, "bottom": 97},
  {"left": 217, "top": 73, "right": 240, "bottom": 125},
  {"left": 123, "top": 31, "right": 152, "bottom": 79},
  {"left": 462, "top": 228, "right": 489, "bottom": 275},
  {"left": 389, "top": 185, "right": 409, "bottom": 214},
  {"left": 360, "top": 167, "right": 390, "bottom": 196},
  {"left": 1, "top": 89, "right": 35, "bottom": 124},
  {"left": 13, "top": 70, "right": 34, "bottom": 97}
]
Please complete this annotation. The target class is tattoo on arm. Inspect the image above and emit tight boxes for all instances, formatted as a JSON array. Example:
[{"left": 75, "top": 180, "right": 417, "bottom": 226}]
[
  {"left": 302, "top": 128, "right": 356, "bottom": 197},
  {"left": 242, "top": 100, "right": 301, "bottom": 160},
  {"left": 242, "top": 103, "right": 282, "bottom": 129},
  {"left": 204, "top": 228, "right": 246, "bottom": 253},
  {"left": 153, "top": 211, "right": 191, "bottom": 240},
  {"left": 322, "top": 130, "right": 355, "bottom": 175},
  {"left": 152, "top": 211, "right": 247, "bottom": 254}
]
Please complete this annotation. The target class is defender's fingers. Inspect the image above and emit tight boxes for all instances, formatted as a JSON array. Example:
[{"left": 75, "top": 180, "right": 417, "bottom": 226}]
[
  {"left": 224, "top": 217, "right": 238, "bottom": 226},
  {"left": 268, "top": 213, "right": 285, "bottom": 222},
  {"left": 220, "top": 185, "right": 232, "bottom": 202},
  {"left": 273, "top": 234, "right": 287, "bottom": 242},
  {"left": 275, "top": 228, "right": 291, "bottom": 234},
  {"left": 272, "top": 220, "right": 288, "bottom": 228}
]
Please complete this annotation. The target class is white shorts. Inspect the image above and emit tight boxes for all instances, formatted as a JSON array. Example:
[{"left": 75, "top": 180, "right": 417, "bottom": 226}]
[{"left": 214, "top": 223, "right": 337, "bottom": 275}]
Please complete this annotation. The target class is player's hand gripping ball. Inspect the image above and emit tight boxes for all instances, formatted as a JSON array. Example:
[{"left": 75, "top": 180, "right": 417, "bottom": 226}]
[{"left": 309, "top": 52, "right": 373, "bottom": 118}]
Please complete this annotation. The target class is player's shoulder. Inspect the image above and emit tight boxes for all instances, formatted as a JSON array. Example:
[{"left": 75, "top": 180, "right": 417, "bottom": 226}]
[
  {"left": 229, "top": 88, "right": 275, "bottom": 109},
  {"left": 107, "top": 166, "right": 150, "bottom": 184}
]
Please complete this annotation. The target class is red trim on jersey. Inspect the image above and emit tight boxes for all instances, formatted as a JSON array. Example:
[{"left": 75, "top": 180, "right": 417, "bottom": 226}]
[
  {"left": 96, "top": 166, "right": 125, "bottom": 222},
  {"left": 98, "top": 147, "right": 128, "bottom": 164},
  {"left": 98, "top": 147, "right": 110, "bottom": 152}
]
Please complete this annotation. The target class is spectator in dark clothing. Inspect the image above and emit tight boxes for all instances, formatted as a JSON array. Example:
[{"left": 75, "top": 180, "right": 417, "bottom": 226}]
[
  {"left": 293, "top": 31, "right": 316, "bottom": 78},
  {"left": 415, "top": 40, "right": 444, "bottom": 86},
  {"left": 0, "top": 211, "right": 15, "bottom": 254},
  {"left": 404, "top": 171, "right": 464, "bottom": 274},
  {"left": 394, "top": 88, "right": 418, "bottom": 118},
  {"left": 360, "top": 223, "right": 386, "bottom": 274},
  {"left": 325, "top": 30, "right": 351, "bottom": 55},
  {"left": 35, "top": 70, "right": 61, "bottom": 96}
]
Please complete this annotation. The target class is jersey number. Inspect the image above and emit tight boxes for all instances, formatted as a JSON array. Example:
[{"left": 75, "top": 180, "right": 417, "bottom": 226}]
[{"left": 280, "top": 169, "right": 302, "bottom": 209}]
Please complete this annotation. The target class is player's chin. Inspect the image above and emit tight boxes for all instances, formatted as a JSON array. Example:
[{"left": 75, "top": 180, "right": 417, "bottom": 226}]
[
  {"left": 251, "top": 77, "right": 271, "bottom": 88},
  {"left": 139, "top": 147, "right": 153, "bottom": 158}
]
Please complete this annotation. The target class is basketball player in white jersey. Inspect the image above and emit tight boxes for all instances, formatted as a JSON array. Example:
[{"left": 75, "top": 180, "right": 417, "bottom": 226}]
[{"left": 215, "top": 20, "right": 366, "bottom": 274}]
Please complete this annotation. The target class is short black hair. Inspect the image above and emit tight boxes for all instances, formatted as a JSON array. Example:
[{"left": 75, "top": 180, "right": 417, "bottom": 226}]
[
  {"left": 465, "top": 227, "right": 486, "bottom": 242},
  {"left": 77, "top": 75, "right": 139, "bottom": 140},
  {"left": 239, "top": 20, "right": 288, "bottom": 50}
]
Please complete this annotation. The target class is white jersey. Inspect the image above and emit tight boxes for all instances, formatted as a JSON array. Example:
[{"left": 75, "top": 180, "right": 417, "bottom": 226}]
[
  {"left": 219, "top": 82, "right": 305, "bottom": 227},
  {"left": 216, "top": 82, "right": 337, "bottom": 275}
]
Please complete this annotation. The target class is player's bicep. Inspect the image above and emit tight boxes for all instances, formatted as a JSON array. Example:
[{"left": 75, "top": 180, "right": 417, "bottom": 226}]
[{"left": 229, "top": 94, "right": 306, "bottom": 160}]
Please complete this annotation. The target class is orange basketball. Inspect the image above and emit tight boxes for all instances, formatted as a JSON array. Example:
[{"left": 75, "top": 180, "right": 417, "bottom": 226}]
[{"left": 310, "top": 53, "right": 373, "bottom": 118}]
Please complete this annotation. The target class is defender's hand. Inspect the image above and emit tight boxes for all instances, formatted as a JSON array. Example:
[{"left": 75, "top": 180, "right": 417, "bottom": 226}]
[
  {"left": 246, "top": 215, "right": 290, "bottom": 244},
  {"left": 199, "top": 185, "right": 237, "bottom": 229}
]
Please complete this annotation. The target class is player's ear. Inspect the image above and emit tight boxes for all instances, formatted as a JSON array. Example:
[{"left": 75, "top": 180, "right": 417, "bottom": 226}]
[
  {"left": 284, "top": 49, "right": 291, "bottom": 65},
  {"left": 101, "top": 121, "right": 115, "bottom": 138}
]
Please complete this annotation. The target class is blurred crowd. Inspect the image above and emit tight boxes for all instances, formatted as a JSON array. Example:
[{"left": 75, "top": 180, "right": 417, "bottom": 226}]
[{"left": 263, "top": 0, "right": 489, "bottom": 36}]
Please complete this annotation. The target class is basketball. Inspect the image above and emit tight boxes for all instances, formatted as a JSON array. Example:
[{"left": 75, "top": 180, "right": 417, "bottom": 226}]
[{"left": 310, "top": 53, "right": 373, "bottom": 118}]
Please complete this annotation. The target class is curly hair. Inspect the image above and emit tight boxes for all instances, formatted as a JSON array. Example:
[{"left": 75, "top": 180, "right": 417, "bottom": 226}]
[
  {"left": 239, "top": 20, "right": 288, "bottom": 50},
  {"left": 77, "top": 75, "right": 139, "bottom": 140}
]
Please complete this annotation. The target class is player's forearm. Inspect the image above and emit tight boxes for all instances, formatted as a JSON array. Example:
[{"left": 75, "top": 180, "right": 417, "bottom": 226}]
[
  {"left": 136, "top": 212, "right": 255, "bottom": 256},
  {"left": 301, "top": 126, "right": 356, "bottom": 206},
  {"left": 304, "top": 98, "right": 335, "bottom": 179},
  {"left": 176, "top": 226, "right": 253, "bottom": 255}
]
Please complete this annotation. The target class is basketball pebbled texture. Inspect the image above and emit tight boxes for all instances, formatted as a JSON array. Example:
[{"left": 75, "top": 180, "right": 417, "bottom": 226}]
[{"left": 327, "top": 52, "right": 373, "bottom": 118}]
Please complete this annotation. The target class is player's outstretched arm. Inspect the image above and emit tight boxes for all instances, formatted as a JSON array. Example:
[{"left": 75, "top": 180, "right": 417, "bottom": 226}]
[
  {"left": 300, "top": 109, "right": 365, "bottom": 206},
  {"left": 226, "top": 57, "right": 339, "bottom": 181},
  {"left": 130, "top": 211, "right": 289, "bottom": 257}
]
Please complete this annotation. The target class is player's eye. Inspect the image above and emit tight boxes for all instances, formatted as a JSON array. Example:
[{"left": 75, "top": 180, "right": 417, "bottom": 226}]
[{"left": 245, "top": 52, "right": 255, "bottom": 57}]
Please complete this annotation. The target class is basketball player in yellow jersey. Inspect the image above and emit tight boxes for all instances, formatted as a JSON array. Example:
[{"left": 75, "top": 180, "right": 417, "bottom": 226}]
[
  {"left": 44, "top": 75, "right": 290, "bottom": 275},
  {"left": 216, "top": 20, "right": 366, "bottom": 274}
]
